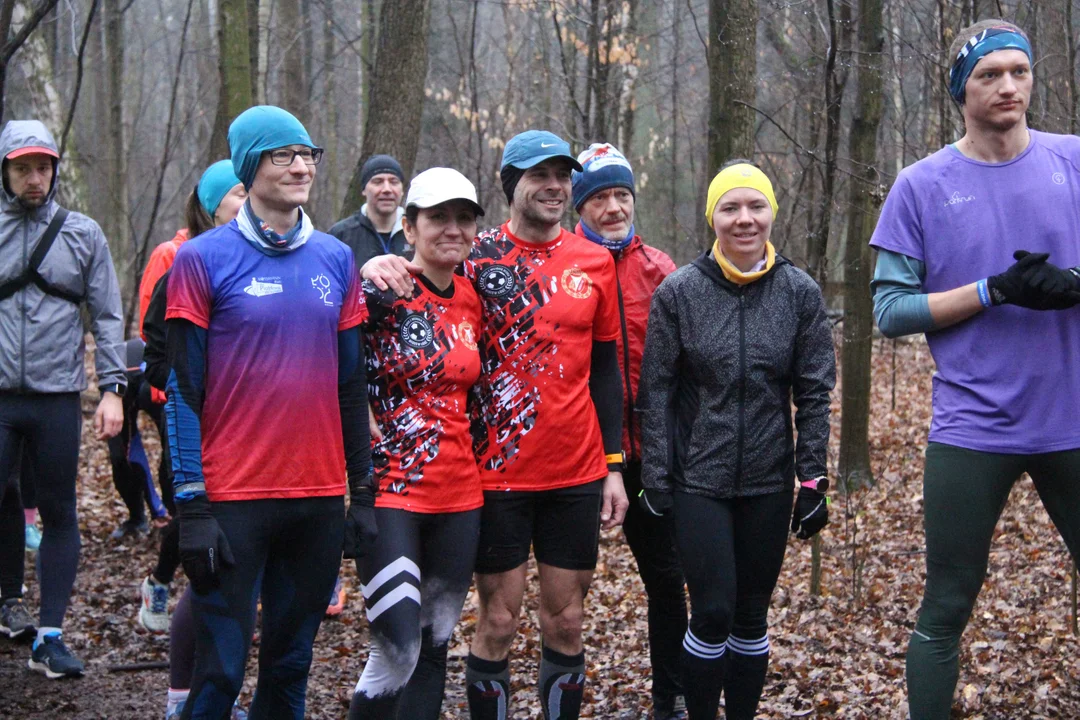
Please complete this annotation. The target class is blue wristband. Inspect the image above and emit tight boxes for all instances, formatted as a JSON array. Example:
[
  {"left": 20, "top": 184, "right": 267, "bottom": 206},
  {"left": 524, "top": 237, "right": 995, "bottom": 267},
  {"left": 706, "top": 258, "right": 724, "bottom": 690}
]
[{"left": 976, "top": 278, "right": 992, "bottom": 308}]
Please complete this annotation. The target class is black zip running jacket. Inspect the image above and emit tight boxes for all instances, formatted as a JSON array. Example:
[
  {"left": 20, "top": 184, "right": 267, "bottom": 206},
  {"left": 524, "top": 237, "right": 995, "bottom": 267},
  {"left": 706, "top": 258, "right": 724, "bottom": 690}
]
[{"left": 638, "top": 250, "right": 835, "bottom": 499}]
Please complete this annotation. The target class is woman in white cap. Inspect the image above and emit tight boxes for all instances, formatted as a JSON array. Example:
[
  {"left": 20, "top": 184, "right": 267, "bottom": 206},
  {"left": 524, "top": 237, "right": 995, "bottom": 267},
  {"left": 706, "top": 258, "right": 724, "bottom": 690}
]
[{"left": 349, "top": 167, "right": 485, "bottom": 718}]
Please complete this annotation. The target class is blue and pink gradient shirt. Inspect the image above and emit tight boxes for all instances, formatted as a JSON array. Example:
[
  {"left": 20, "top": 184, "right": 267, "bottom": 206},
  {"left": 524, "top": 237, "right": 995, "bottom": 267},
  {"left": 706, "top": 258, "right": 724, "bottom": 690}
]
[
  {"left": 167, "top": 222, "right": 367, "bottom": 501},
  {"left": 870, "top": 129, "right": 1080, "bottom": 454}
]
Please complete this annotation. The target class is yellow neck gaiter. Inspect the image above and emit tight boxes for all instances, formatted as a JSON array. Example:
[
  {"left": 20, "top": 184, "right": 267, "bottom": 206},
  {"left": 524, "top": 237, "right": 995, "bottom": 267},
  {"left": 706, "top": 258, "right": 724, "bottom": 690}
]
[{"left": 712, "top": 240, "right": 776, "bottom": 285}]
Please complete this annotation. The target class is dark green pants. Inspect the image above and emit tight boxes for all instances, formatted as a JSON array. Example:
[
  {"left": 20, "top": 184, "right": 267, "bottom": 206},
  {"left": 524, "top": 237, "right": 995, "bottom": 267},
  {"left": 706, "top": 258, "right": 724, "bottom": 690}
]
[{"left": 907, "top": 442, "right": 1080, "bottom": 719}]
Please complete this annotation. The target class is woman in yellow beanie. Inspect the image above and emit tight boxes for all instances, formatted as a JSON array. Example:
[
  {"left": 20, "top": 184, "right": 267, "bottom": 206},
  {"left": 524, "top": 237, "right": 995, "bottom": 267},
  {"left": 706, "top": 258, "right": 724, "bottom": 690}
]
[{"left": 636, "top": 160, "right": 836, "bottom": 719}]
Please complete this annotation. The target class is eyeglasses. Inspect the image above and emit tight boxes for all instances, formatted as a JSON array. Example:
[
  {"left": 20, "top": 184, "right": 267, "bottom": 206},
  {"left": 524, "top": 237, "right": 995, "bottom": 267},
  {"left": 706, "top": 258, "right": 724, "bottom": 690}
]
[{"left": 267, "top": 147, "right": 324, "bottom": 166}]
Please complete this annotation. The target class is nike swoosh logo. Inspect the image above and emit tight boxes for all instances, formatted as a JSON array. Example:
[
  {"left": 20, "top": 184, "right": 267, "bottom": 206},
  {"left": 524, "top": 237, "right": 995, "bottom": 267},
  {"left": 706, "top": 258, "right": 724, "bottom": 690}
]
[{"left": 540, "top": 143, "right": 557, "bottom": 148}]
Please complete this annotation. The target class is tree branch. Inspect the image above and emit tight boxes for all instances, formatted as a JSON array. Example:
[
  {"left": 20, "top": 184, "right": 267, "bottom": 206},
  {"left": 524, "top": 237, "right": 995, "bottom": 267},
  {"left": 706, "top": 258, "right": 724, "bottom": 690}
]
[
  {"left": 59, "top": 0, "right": 97, "bottom": 159},
  {"left": 0, "top": 0, "right": 59, "bottom": 65}
]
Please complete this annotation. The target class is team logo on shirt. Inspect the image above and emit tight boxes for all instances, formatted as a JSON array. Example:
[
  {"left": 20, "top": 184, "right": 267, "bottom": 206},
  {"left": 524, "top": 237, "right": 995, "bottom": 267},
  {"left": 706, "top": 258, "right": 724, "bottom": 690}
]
[
  {"left": 311, "top": 274, "right": 334, "bottom": 305},
  {"left": 477, "top": 265, "right": 516, "bottom": 298},
  {"left": 458, "top": 321, "right": 478, "bottom": 351},
  {"left": 560, "top": 267, "right": 593, "bottom": 299},
  {"left": 401, "top": 314, "right": 435, "bottom": 349},
  {"left": 244, "top": 277, "right": 283, "bottom": 297}
]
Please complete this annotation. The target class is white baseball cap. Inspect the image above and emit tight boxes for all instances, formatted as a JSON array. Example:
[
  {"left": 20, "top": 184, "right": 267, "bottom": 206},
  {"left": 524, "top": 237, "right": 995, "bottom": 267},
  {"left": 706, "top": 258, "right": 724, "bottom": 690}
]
[{"left": 405, "top": 167, "right": 485, "bottom": 216}]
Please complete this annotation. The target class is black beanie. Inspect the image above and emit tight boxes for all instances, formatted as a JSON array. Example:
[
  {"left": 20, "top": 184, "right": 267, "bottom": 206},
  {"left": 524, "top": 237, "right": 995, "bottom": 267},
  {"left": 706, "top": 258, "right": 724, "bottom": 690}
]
[
  {"left": 360, "top": 154, "right": 405, "bottom": 189},
  {"left": 501, "top": 165, "right": 525, "bottom": 205}
]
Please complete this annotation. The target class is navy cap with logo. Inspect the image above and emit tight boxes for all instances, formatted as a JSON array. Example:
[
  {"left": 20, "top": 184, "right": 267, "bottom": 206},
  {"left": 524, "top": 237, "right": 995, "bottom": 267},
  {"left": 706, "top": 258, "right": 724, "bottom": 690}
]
[{"left": 500, "top": 130, "right": 583, "bottom": 172}]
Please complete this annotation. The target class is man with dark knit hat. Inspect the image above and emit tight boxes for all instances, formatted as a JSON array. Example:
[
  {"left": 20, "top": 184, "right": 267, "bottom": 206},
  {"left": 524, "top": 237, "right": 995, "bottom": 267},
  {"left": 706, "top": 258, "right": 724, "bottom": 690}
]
[
  {"left": 572, "top": 142, "right": 686, "bottom": 720},
  {"left": 330, "top": 154, "right": 410, "bottom": 268}
]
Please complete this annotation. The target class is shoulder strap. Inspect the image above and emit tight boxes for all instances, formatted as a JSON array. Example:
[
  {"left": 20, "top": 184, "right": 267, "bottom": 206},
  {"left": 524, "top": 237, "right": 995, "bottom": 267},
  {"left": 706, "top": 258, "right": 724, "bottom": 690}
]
[{"left": 0, "top": 208, "right": 75, "bottom": 303}]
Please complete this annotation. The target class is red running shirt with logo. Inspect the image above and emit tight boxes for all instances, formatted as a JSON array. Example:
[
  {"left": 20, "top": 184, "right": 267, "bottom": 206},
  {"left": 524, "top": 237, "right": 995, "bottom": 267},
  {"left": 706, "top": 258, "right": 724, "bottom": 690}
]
[
  {"left": 364, "top": 274, "right": 484, "bottom": 513},
  {"left": 464, "top": 224, "right": 619, "bottom": 492}
]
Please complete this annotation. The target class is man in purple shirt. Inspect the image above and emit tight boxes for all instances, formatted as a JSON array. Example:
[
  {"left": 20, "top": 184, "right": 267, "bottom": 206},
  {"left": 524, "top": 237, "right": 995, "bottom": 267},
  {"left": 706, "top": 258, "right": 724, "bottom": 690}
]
[{"left": 870, "top": 19, "right": 1080, "bottom": 719}]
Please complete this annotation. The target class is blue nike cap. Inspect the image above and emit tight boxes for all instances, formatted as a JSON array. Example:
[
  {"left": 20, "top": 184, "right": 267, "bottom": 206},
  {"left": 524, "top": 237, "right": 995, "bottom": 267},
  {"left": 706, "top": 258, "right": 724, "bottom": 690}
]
[{"left": 500, "top": 130, "right": 583, "bottom": 172}]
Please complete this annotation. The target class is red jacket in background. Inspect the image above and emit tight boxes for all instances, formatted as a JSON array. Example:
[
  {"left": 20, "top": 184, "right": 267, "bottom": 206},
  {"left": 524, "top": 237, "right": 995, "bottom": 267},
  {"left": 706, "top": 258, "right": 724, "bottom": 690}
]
[
  {"left": 573, "top": 227, "right": 677, "bottom": 462},
  {"left": 138, "top": 228, "right": 188, "bottom": 403}
]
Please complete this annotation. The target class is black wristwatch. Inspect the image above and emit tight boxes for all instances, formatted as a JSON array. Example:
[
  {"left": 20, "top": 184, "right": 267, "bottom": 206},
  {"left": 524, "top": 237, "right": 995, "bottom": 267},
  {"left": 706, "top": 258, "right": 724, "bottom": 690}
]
[{"left": 100, "top": 383, "right": 126, "bottom": 398}]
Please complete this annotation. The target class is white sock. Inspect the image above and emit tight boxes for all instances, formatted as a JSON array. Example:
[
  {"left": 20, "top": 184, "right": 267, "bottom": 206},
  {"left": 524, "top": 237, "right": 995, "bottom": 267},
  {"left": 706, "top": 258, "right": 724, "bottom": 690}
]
[
  {"left": 166, "top": 688, "right": 190, "bottom": 714},
  {"left": 35, "top": 626, "right": 61, "bottom": 648}
]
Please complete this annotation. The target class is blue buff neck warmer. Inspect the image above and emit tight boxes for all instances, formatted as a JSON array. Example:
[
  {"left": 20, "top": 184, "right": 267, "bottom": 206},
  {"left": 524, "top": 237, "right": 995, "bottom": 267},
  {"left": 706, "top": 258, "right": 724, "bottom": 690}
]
[
  {"left": 577, "top": 219, "right": 635, "bottom": 252},
  {"left": 949, "top": 28, "right": 1032, "bottom": 103},
  {"left": 237, "top": 199, "right": 312, "bottom": 255}
]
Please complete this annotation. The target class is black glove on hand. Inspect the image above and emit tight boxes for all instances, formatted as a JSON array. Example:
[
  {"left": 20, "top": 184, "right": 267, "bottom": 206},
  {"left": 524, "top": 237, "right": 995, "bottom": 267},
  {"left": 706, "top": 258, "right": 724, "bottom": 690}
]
[
  {"left": 638, "top": 488, "right": 673, "bottom": 517},
  {"left": 791, "top": 485, "right": 829, "bottom": 540},
  {"left": 343, "top": 486, "right": 378, "bottom": 560},
  {"left": 178, "top": 496, "right": 234, "bottom": 595},
  {"left": 1015, "top": 250, "right": 1080, "bottom": 310},
  {"left": 986, "top": 251, "right": 1049, "bottom": 307}
]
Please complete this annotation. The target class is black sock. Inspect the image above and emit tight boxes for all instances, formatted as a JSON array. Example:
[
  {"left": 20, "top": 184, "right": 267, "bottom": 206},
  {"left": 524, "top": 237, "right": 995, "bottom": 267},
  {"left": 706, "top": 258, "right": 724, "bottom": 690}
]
[
  {"left": 538, "top": 644, "right": 586, "bottom": 720},
  {"left": 722, "top": 634, "right": 770, "bottom": 720},
  {"left": 681, "top": 629, "right": 728, "bottom": 720},
  {"left": 466, "top": 652, "right": 510, "bottom": 720}
]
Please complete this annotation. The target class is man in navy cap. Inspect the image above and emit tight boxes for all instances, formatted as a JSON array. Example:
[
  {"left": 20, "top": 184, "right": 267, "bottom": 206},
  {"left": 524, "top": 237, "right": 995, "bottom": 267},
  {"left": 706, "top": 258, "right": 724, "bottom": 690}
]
[
  {"left": 363, "top": 130, "right": 628, "bottom": 720},
  {"left": 330, "top": 154, "right": 409, "bottom": 269}
]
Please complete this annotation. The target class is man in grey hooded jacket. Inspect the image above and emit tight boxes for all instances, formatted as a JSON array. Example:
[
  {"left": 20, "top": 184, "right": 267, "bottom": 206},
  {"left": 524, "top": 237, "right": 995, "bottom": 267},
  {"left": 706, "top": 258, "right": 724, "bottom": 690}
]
[{"left": 0, "top": 119, "right": 125, "bottom": 679}]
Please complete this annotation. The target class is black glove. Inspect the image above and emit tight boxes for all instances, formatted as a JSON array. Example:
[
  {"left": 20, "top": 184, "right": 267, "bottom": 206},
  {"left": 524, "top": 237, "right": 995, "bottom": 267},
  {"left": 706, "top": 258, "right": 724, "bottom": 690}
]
[
  {"left": 343, "top": 486, "right": 378, "bottom": 560},
  {"left": 638, "top": 488, "right": 673, "bottom": 517},
  {"left": 791, "top": 484, "right": 829, "bottom": 540},
  {"left": 986, "top": 251, "right": 1049, "bottom": 307},
  {"left": 1015, "top": 250, "right": 1080, "bottom": 310},
  {"left": 177, "top": 496, "right": 234, "bottom": 595}
]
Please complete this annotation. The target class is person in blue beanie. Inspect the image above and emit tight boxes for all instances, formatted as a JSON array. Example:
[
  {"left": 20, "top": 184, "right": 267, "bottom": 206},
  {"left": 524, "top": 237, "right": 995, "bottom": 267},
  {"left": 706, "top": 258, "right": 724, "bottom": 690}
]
[{"left": 165, "top": 106, "right": 377, "bottom": 720}]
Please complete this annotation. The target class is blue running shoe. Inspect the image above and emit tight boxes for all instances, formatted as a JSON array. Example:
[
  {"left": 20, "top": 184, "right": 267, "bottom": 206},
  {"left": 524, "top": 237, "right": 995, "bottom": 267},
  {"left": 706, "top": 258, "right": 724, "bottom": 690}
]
[
  {"left": 25, "top": 525, "right": 41, "bottom": 553},
  {"left": 28, "top": 633, "right": 84, "bottom": 679}
]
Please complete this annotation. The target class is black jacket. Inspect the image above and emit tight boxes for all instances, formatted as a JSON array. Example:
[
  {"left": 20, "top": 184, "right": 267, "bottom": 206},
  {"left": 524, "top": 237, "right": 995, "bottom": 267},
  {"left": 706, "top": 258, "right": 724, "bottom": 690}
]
[
  {"left": 639, "top": 251, "right": 835, "bottom": 499},
  {"left": 142, "top": 269, "right": 170, "bottom": 392},
  {"left": 328, "top": 206, "right": 411, "bottom": 270}
]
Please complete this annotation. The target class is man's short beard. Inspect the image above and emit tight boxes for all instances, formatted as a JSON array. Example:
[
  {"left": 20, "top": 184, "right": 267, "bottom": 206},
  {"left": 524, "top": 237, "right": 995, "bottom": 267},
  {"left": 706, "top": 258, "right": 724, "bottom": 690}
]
[
  {"left": 514, "top": 196, "right": 562, "bottom": 232},
  {"left": 18, "top": 193, "right": 46, "bottom": 209}
]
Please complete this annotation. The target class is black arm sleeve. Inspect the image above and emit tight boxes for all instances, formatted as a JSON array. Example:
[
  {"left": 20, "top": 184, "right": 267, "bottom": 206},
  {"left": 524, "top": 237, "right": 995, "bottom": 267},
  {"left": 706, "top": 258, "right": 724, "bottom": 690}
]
[
  {"left": 142, "top": 271, "right": 171, "bottom": 392},
  {"left": 338, "top": 325, "right": 373, "bottom": 496},
  {"left": 165, "top": 318, "right": 207, "bottom": 501},
  {"left": 589, "top": 339, "right": 624, "bottom": 468}
]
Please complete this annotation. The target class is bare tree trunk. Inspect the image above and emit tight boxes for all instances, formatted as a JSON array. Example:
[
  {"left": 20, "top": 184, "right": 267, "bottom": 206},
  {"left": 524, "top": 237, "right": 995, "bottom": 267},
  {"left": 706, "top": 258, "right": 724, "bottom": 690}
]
[
  {"left": 104, "top": 0, "right": 132, "bottom": 317},
  {"left": 0, "top": 0, "right": 61, "bottom": 122},
  {"left": 278, "top": 0, "right": 305, "bottom": 115},
  {"left": 341, "top": 0, "right": 430, "bottom": 217},
  {"left": 839, "top": 0, "right": 886, "bottom": 492},
  {"left": 209, "top": 0, "right": 254, "bottom": 161},
  {"left": 1068, "top": 0, "right": 1078, "bottom": 135},
  {"left": 248, "top": 0, "right": 260, "bottom": 102},
  {"left": 707, "top": 0, "right": 756, "bottom": 176}
]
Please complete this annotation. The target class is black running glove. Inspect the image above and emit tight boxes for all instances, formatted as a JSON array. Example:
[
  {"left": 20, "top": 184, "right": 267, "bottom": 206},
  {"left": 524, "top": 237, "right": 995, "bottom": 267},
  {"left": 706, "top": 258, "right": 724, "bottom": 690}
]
[
  {"left": 343, "top": 485, "right": 378, "bottom": 560},
  {"left": 638, "top": 488, "right": 673, "bottom": 517},
  {"left": 1015, "top": 250, "right": 1080, "bottom": 310},
  {"left": 177, "top": 496, "right": 234, "bottom": 595},
  {"left": 791, "top": 484, "right": 829, "bottom": 540},
  {"left": 986, "top": 251, "right": 1050, "bottom": 307}
]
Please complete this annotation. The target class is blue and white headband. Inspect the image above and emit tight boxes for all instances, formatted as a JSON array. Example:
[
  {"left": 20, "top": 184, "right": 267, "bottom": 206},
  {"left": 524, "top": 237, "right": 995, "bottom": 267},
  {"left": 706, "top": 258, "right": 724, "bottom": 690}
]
[{"left": 948, "top": 27, "right": 1032, "bottom": 103}]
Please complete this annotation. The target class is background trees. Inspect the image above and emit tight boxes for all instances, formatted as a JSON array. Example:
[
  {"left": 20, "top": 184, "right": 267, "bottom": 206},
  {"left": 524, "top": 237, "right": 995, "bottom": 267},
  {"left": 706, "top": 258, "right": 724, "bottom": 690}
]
[{"left": 3, "top": 0, "right": 1078, "bottom": 488}]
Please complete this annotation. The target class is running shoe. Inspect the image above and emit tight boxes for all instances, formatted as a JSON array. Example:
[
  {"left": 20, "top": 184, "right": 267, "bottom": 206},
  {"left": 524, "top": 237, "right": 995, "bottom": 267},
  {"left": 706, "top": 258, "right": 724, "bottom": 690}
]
[
  {"left": 28, "top": 633, "right": 84, "bottom": 678},
  {"left": 110, "top": 517, "right": 150, "bottom": 540},
  {"left": 325, "top": 575, "right": 346, "bottom": 616},
  {"left": 165, "top": 699, "right": 185, "bottom": 720},
  {"left": 24, "top": 525, "right": 41, "bottom": 553},
  {"left": 166, "top": 699, "right": 248, "bottom": 719},
  {"left": 138, "top": 576, "right": 171, "bottom": 633},
  {"left": 0, "top": 598, "right": 36, "bottom": 640}
]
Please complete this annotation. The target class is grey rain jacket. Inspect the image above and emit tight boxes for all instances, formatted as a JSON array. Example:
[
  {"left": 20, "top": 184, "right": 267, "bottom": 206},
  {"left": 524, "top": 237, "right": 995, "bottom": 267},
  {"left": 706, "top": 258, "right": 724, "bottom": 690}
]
[
  {"left": 638, "top": 251, "right": 835, "bottom": 499},
  {"left": 0, "top": 120, "right": 125, "bottom": 393}
]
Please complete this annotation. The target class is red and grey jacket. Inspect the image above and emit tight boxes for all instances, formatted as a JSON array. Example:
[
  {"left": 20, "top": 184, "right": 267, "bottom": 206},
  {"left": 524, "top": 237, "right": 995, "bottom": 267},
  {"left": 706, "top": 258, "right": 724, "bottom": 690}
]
[{"left": 574, "top": 226, "right": 676, "bottom": 463}]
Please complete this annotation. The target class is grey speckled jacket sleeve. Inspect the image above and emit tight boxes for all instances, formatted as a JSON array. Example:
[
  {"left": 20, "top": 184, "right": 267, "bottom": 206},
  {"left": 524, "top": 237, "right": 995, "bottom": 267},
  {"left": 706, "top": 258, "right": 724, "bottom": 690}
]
[
  {"left": 792, "top": 279, "right": 837, "bottom": 482},
  {"left": 86, "top": 226, "right": 126, "bottom": 389},
  {"left": 637, "top": 281, "right": 680, "bottom": 493}
]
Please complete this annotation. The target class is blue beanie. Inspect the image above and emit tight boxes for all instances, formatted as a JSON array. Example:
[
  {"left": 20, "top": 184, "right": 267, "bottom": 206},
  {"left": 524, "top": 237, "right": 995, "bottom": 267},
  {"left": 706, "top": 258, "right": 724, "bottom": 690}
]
[
  {"left": 228, "top": 106, "right": 316, "bottom": 189},
  {"left": 197, "top": 160, "right": 241, "bottom": 217},
  {"left": 571, "top": 143, "right": 635, "bottom": 211}
]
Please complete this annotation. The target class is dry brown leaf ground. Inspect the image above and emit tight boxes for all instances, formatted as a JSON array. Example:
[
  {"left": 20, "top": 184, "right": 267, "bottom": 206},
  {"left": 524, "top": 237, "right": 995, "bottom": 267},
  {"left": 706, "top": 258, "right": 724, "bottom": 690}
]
[{"left": 2, "top": 336, "right": 1079, "bottom": 719}]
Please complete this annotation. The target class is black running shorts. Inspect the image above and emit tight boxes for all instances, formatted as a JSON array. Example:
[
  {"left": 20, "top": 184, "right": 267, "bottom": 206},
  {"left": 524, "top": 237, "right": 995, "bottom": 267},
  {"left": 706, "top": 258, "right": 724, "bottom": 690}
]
[{"left": 474, "top": 479, "right": 604, "bottom": 574}]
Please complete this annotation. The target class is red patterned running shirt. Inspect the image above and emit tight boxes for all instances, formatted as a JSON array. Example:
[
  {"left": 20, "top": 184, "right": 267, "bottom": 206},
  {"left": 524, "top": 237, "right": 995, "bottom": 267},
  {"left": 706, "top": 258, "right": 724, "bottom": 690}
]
[
  {"left": 465, "top": 224, "right": 620, "bottom": 492},
  {"left": 364, "top": 273, "right": 484, "bottom": 513}
]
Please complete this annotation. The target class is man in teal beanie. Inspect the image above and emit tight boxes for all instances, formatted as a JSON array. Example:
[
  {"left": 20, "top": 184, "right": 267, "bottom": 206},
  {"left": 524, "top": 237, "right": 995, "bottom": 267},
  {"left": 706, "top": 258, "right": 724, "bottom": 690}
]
[{"left": 228, "top": 105, "right": 318, "bottom": 190}]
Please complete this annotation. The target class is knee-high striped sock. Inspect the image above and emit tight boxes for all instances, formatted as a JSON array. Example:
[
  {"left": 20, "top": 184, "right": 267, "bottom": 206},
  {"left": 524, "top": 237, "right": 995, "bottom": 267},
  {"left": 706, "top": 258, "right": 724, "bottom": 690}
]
[
  {"left": 723, "top": 633, "right": 770, "bottom": 720},
  {"left": 681, "top": 628, "right": 728, "bottom": 720},
  {"left": 539, "top": 644, "right": 586, "bottom": 720},
  {"left": 466, "top": 653, "right": 510, "bottom": 720}
]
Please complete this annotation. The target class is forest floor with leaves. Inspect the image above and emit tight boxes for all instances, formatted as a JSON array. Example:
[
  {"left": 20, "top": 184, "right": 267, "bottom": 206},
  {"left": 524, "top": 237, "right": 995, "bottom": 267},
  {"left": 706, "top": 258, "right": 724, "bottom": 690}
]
[{"left": 2, "top": 335, "right": 1080, "bottom": 719}]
